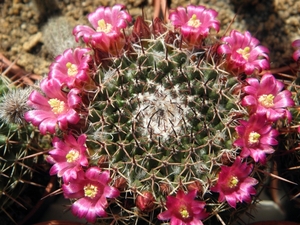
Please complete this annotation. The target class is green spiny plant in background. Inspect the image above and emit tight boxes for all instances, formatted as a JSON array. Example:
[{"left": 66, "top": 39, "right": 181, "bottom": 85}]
[
  {"left": 24, "top": 4, "right": 295, "bottom": 225},
  {"left": 0, "top": 72, "right": 51, "bottom": 224}
]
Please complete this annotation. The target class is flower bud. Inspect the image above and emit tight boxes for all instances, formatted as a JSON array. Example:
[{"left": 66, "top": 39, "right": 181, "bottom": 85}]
[
  {"left": 97, "top": 155, "right": 109, "bottom": 168},
  {"left": 159, "top": 182, "right": 170, "bottom": 195},
  {"left": 187, "top": 180, "right": 203, "bottom": 195},
  {"left": 114, "top": 176, "right": 127, "bottom": 190},
  {"left": 136, "top": 191, "right": 155, "bottom": 212},
  {"left": 132, "top": 16, "right": 151, "bottom": 43},
  {"left": 220, "top": 152, "right": 234, "bottom": 166},
  {"left": 152, "top": 17, "right": 166, "bottom": 37}
]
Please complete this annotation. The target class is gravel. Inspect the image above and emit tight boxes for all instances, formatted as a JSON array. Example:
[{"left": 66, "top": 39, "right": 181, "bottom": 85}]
[{"left": 0, "top": 0, "right": 299, "bottom": 75}]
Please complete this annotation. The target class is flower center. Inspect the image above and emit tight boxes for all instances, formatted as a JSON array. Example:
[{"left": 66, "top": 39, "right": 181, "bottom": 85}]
[
  {"left": 236, "top": 46, "right": 251, "bottom": 60},
  {"left": 187, "top": 14, "right": 201, "bottom": 28},
  {"left": 258, "top": 94, "right": 275, "bottom": 108},
  {"left": 48, "top": 98, "right": 66, "bottom": 114},
  {"left": 248, "top": 131, "right": 261, "bottom": 144},
  {"left": 179, "top": 206, "right": 190, "bottom": 219},
  {"left": 84, "top": 184, "right": 98, "bottom": 199},
  {"left": 228, "top": 176, "right": 239, "bottom": 188},
  {"left": 97, "top": 19, "right": 113, "bottom": 33},
  {"left": 66, "top": 62, "right": 78, "bottom": 76},
  {"left": 66, "top": 149, "right": 80, "bottom": 163}
]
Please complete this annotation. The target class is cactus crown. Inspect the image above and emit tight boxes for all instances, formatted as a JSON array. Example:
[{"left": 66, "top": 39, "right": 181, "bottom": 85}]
[{"left": 24, "top": 4, "right": 294, "bottom": 225}]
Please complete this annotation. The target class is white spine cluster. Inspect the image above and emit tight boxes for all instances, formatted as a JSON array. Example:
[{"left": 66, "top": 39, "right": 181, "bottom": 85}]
[{"left": 132, "top": 84, "right": 193, "bottom": 141}]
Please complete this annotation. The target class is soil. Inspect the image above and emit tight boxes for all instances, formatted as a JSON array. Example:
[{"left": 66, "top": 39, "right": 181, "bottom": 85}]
[{"left": 1, "top": 0, "right": 300, "bottom": 78}]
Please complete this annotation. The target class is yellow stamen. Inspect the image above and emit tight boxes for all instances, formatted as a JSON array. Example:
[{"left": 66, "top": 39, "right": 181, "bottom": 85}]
[
  {"left": 228, "top": 176, "right": 239, "bottom": 188},
  {"left": 97, "top": 19, "right": 113, "bottom": 33},
  {"left": 66, "top": 62, "right": 78, "bottom": 76},
  {"left": 84, "top": 184, "right": 98, "bottom": 199},
  {"left": 179, "top": 206, "right": 190, "bottom": 218},
  {"left": 248, "top": 131, "right": 261, "bottom": 144},
  {"left": 258, "top": 94, "right": 275, "bottom": 108},
  {"left": 236, "top": 46, "right": 251, "bottom": 60},
  {"left": 66, "top": 149, "right": 80, "bottom": 163},
  {"left": 187, "top": 14, "right": 201, "bottom": 28},
  {"left": 48, "top": 98, "right": 66, "bottom": 114}
]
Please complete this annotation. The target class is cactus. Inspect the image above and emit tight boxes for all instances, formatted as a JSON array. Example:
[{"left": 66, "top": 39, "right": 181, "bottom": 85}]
[
  {"left": 0, "top": 74, "right": 50, "bottom": 224},
  {"left": 24, "top": 4, "right": 295, "bottom": 225}
]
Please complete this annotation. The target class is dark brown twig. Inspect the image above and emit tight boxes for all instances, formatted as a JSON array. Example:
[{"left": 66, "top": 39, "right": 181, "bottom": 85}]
[{"left": 0, "top": 52, "right": 42, "bottom": 86}]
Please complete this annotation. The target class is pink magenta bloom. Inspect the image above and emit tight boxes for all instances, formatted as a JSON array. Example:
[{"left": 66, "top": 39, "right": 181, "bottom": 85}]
[
  {"left": 49, "top": 48, "right": 92, "bottom": 88},
  {"left": 157, "top": 189, "right": 208, "bottom": 225},
  {"left": 234, "top": 114, "right": 279, "bottom": 164},
  {"left": 46, "top": 134, "right": 89, "bottom": 182},
  {"left": 210, "top": 157, "right": 258, "bottom": 208},
  {"left": 169, "top": 5, "right": 219, "bottom": 46},
  {"left": 24, "top": 78, "right": 81, "bottom": 134},
  {"left": 218, "top": 30, "right": 269, "bottom": 75},
  {"left": 73, "top": 4, "right": 132, "bottom": 54},
  {"left": 62, "top": 167, "right": 120, "bottom": 223},
  {"left": 292, "top": 39, "right": 300, "bottom": 61},
  {"left": 241, "top": 73, "right": 295, "bottom": 122}
]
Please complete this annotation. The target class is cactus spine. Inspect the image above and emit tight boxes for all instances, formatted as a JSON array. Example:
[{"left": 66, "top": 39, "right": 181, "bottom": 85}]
[{"left": 0, "top": 75, "right": 50, "bottom": 224}]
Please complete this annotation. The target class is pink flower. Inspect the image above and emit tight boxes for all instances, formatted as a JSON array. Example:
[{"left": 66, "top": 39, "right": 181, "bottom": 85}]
[
  {"left": 49, "top": 48, "right": 92, "bottom": 88},
  {"left": 210, "top": 157, "right": 258, "bottom": 208},
  {"left": 218, "top": 30, "right": 269, "bottom": 75},
  {"left": 234, "top": 114, "right": 279, "bottom": 164},
  {"left": 46, "top": 134, "right": 89, "bottom": 182},
  {"left": 157, "top": 189, "right": 208, "bottom": 225},
  {"left": 62, "top": 167, "right": 120, "bottom": 223},
  {"left": 24, "top": 78, "right": 81, "bottom": 134},
  {"left": 73, "top": 4, "right": 132, "bottom": 54},
  {"left": 241, "top": 73, "right": 294, "bottom": 122},
  {"left": 292, "top": 39, "right": 300, "bottom": 61},
  {"left": 169, "top": 5, "right": 219, "bottom": 46}
]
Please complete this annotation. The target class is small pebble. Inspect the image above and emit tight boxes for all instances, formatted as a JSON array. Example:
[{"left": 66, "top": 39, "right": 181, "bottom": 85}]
[
  {"left": 1, "top": 0, "right": 300, "bottom": 73},
  {"left": 23, "top": 32, "right": 42, "bottom": 52}
]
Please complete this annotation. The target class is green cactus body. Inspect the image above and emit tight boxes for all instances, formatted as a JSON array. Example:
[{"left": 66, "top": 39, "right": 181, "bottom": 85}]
[{"left": 84, "top": 26, "right": 248, "bottom": 224}]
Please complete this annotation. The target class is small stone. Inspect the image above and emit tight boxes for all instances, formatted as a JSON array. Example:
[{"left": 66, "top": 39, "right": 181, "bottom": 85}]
[
  {"left": 132, "top": 0, "right": 145, "bottom": 7},
  {"left": 129, "top": 8, "right": 142, "bottom": 17},
  {"left": 286, "top": 16, "right": 299, "bottom": 26},
  {"left": 22, "top": 32, "right": 42, "bottom": 52},
  {"left": 26, "top": 11, "right": 34, "bottom": 20},
  {"left": 21, "top": 23, "right": 27, "bottom": 30},
  {"left": 1, "top": 19, "right": 9, "bottom": 29},
  {"left": 13, "top": 0, "right": 21, "bottom": 4},
  {"left": 10, "top": 5, "right": 21, "bottom": 15}
]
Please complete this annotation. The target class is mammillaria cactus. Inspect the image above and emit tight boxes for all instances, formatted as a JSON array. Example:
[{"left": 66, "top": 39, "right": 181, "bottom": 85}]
[{"left": 24, "top": 4, "right": 295, "bottom": 225}]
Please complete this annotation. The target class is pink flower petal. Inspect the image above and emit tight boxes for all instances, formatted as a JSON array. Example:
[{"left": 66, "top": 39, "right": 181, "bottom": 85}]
[{"left": 211, "top": 157, "right": 258, "bottom": 208}]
